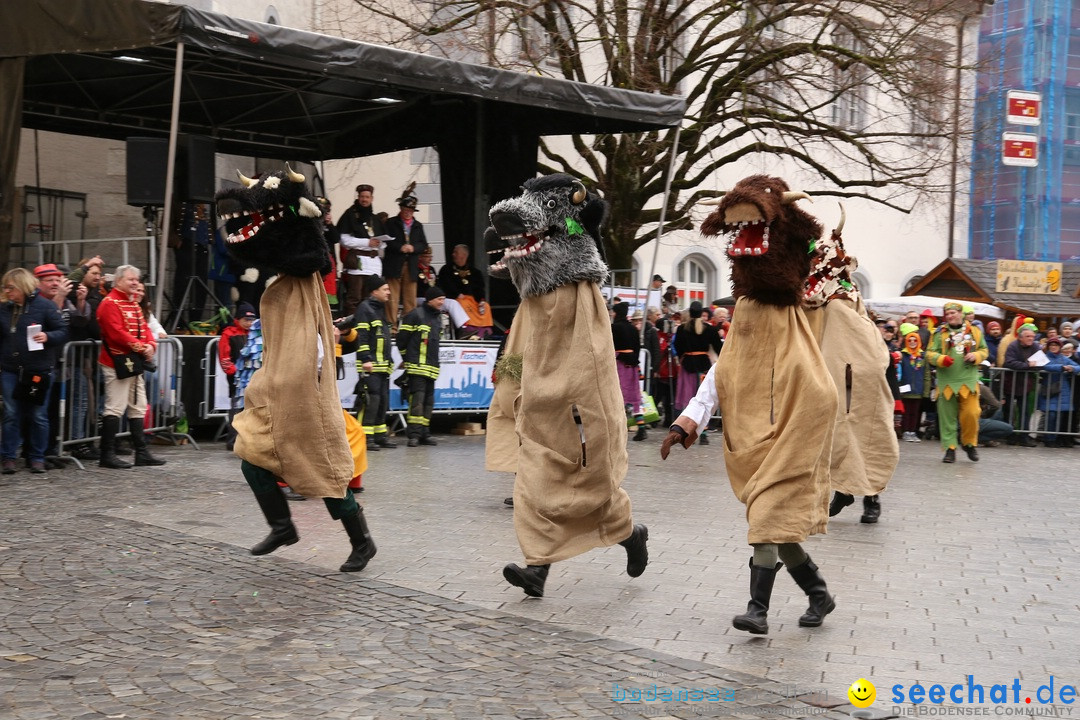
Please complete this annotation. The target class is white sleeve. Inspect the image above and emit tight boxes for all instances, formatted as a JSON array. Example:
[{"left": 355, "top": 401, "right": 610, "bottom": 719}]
[
  {"left": 682, "top": 362, "right": 719, "bottom": 434},
  {"left": 340, "top": 232, "right": 365, "bottom": 249},
  {"left": 149, "top": 313, "right": 167, "bottom": 338}
]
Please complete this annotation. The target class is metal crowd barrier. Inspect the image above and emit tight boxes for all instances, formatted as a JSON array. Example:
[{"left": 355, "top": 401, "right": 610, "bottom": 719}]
[
  {"left": 973, "top": 366, "right": 1078, "bottom": 441},
  {"left": 56, "top": 338, "right": 197, "bottom": 468}
]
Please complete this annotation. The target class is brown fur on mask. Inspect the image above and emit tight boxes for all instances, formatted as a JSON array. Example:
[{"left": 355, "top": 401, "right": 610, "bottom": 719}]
[{"left": 700, "top": 175, "right": 822, "bottom": 307}]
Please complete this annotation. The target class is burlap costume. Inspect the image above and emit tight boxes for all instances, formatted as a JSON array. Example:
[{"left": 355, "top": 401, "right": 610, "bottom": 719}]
[
  {"left": 716, "top": 298, "right": 837, "bottom": 544},
  {"left": 486, "top": 281, "right": 634, "bottom": 565},
  {"left": 234, "top": 273, "right": 352, "bottom": 498},
  {"left": 805, "top": 297, "right": 898, "bottom": 498}
]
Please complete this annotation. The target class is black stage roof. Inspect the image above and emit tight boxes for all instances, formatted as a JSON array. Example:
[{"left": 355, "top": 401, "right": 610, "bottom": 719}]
[{"left": 2, "top": 0, "right": 684, "bottom": 160}]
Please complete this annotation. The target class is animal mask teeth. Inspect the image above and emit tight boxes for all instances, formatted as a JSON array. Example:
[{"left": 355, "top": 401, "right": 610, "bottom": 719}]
[
  {"left": 501, "top": 235, "right": 545, "bottom": 260},
  {"left": 224, "top": 204, "right": 287, "bottom": 244}
]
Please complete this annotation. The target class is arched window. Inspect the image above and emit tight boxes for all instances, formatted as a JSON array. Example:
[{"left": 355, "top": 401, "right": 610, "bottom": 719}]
[
  {"left": 852, "top": 270, "right": 871, "bottom": 298},
  {"left": 675, "top": 254, "right": 714, "bottom": 309}
]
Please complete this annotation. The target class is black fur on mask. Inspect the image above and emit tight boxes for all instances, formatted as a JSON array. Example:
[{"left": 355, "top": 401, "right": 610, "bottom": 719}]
[
  {"left": 215, "top": 169, "right": 330, "bottom": 277},
  {"left": 485, "top": 173, "right": 608, "bottom": 299}
]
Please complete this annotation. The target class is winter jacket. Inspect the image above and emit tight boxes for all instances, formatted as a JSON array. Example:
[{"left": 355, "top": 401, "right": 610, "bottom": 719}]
[
  {"left": 0, "top": 291, "right": 68, "bottom": 374},
  {"left": 1037, "top": 351, "right": 1080, "bottom": 412}
]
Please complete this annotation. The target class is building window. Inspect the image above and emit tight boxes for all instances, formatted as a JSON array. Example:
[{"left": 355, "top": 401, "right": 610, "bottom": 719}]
[
  {"left": 1066, "top": 95, "right": 1080, "bottom": 164},
  {"left": 852, "top": 270, "right": 871, "bottom": 298},
  {"left": 676, "top": 255, "right": 712, "bottom": 308},
  {"left": 516, "top": 14, "right": 555, "bottom": 69},
  {"left": 831, "top": 27, "right": 868, "bottom": 131}
]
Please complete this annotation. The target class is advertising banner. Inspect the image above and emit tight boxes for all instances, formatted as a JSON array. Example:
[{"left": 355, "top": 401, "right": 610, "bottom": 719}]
[{"left": 211, "top": 342, "right": 499, "bottom": 414}]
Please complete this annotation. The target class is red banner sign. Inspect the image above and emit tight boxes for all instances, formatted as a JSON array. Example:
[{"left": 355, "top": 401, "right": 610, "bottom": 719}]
[
  {"left": 1006, "top": 90, "right": 1041, "bottom": 126},
  {"left": 1002, "top": 132, "right": 1038, "bottom": 167}
]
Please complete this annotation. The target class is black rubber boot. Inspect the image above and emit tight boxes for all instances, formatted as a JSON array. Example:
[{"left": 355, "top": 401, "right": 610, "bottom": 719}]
[
  {"left": 503, "top": 563, "right": 550, "bottom": 597},
  {"left": 632, "top": 425, "right": 648, "bottom": 441},
  {"left": 786, "top": 557, "right": 836, "bottom": 627},
  {"left": 98, "top": 416, "right": 132, "bottom": 469},
  {"left": 828, "top": 492, "right": 855, "bottom": 517},
  {"left": 375, "top": 433, "right": 397, "bottom": 448},
  {"left": 129, "top": 417, "right": 166, "bottom": 466},
  {"left": 861, "top": 495, "right": 881, "bottom": 524},
  {"left": 339, "top": 507, "right": 377, "bottom": 572},
  {"left": 250, "top": 488, "right": 299, "bottom": 555},
  {"left": 732, "top": 560, "right": 782, "bottom": 634},
  {"left": 619, "top": 524, "right": 649, "bottom": 577}
]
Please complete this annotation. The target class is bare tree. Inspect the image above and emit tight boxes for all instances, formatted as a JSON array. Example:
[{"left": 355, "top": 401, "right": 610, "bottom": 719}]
[{"left": 347, "top": 0, "right": 986, "bottom": 272}]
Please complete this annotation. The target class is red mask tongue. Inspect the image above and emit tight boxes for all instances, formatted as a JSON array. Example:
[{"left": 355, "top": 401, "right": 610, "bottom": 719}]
[
  {"left": 240, "top": 211, "right": 265, "bottom": 238},
  {"left": 728, "top": 224, "right": 767, "bottom": 256}
]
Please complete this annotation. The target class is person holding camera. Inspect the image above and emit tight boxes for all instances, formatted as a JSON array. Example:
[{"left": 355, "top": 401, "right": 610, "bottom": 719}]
[
  {"left": 1, "top": 268, "right": 68, "bottom": 474},
  {"left": 96, "top": 265, "right": 165, "bottom": 469}
]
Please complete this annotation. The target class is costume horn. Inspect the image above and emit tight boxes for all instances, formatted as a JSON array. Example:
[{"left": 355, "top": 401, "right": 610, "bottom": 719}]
[{"left": 285, "top": 163, "right": 305, "bottom": 183}]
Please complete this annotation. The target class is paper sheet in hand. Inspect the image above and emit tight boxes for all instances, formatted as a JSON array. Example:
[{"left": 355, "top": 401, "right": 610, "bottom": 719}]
[
  {"left": 26, "top": 323, "right": 44, "bottom": 351},
  {"left": 1028, "top": 349, "right": 1050, "bottom": 367}
]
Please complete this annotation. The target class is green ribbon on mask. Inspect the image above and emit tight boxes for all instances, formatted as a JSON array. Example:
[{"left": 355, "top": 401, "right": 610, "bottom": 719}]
[{"left": 565, "top": 218, "right": 584, "bottom": 236}]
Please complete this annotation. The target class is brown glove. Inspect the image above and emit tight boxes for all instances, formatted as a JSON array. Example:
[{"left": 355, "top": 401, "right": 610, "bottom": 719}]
[{"left": 660, "top": 417, "right": 699, "bottom": 459}]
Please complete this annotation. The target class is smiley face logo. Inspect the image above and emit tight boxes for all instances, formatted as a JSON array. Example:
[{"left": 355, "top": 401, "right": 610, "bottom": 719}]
[{"left": 848, "top": 678, "right": 876, "bottom": 708}]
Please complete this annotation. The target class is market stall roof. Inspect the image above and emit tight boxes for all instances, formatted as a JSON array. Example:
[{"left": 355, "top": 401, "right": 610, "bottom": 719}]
[
  {"left": 903, "top": 258, "right": 1080, "bottom": 321},
  {"left": 865, "top": 295, "right": 1004, "bottom": 320},
  {"left": 1, "top": 0, "right": 685, "bottom": 160}
]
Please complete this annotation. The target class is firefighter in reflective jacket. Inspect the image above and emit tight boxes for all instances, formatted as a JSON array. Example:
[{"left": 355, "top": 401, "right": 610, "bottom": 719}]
[
  {"left": 355, "top": 275, "right": 397, "bottom": 451},
  {"left": 397, "top": 286, "right": 445, "bottom": 447}
]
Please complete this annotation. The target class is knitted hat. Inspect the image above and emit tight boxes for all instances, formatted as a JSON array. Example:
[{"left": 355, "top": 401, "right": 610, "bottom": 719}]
[
  {"left": 899, "top": 322, "right": 919, "bottom": 337},
  {"left": 424, "top": 286, "right": 446, "bottom": 302},
  {"left": 986, "top": 321, "right": 1001, "bottom": 332},
  {"left": 363, "top": 274, "right": 388, "bottom": 296},
  {"left": 1047, "top": 336, "right": 1063, "bottom": 348},
  {"left": 962, "top": 305, "right": 975, "bottom": 314},
  {"left": 236, "top": 302, "right": 256, "bottom": 320},
  {"left": 943, "top": 301, "right": 963, "bottom": 313}
]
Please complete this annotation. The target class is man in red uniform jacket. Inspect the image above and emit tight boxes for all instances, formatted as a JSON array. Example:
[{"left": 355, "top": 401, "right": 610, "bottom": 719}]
[{"left": 96, "top": 265, "right": 166, "bottom": 469}]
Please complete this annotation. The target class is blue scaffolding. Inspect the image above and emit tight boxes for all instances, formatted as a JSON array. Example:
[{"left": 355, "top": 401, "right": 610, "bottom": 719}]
[{"left": 970, "top": 0, "right": 1074, "bottom": 261}]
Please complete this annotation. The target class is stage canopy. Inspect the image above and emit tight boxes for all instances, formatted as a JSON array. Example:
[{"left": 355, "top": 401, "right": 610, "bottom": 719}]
[{"left": 0, "top": 0, "right": 685, "bottom": 303}]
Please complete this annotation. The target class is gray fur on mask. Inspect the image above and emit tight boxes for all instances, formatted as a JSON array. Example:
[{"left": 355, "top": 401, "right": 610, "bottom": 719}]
[{"left": 486, "top": 174, "right": 608, "bottom": 299}]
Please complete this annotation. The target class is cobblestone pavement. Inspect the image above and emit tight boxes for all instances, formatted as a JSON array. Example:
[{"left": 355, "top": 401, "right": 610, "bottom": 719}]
[{"left": 2, "top": 431, "right": 1079, "bottom": 719}]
